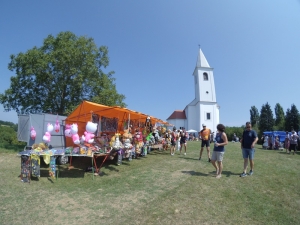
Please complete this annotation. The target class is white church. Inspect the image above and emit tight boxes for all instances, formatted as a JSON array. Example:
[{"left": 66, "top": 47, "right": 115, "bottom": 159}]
[{"left": 167, "top": 48, "right": 220, "bottom": 132}]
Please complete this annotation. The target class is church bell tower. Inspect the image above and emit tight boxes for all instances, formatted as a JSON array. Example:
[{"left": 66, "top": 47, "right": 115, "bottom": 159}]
[
  {"left": 167, "top": 48, "right": 220, "bottom": 133},
  {"left": 185, "top": 48, "right": 219, "bottom": 132},
  {"left": 193, "top": 48, "right": 216, "bottom": 103}
]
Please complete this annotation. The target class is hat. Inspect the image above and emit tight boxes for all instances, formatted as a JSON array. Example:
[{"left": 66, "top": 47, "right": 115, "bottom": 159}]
[{"left": 202, "top": 124, "right": 206, "bottom": 127}]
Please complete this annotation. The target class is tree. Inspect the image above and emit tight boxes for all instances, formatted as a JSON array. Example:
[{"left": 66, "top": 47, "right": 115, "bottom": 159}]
[
  {"left": 225, "top": 126, "right": 246, "bottom": 142},
  {"left": 259, "top": 102, "right": 274, "bottom": 132},
  {"left": 274, "top": 103, "right": 285, "bottom": 130},
  {"left": 0, "top": 124, "right": 25, "bottom": 148},
  {"left": 250, "top": 106, "right": 259, "bottom": 127},
  {"left": 285, "top": 104, "right": 300, "bottom": 131},
  {"left": 0, "top": 120, "right": 17, "bottom": 132},
  {"left": 0, "top": 31, "right": 126, "bottom": 115}
]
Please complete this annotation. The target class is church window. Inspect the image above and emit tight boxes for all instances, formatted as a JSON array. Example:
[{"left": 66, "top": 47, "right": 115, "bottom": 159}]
[
  {"left": 203, "top": 73, "right": 208, "bottom": 81},
  {"left": 206, "top": 112, "right": 211, "bottom": 120}
]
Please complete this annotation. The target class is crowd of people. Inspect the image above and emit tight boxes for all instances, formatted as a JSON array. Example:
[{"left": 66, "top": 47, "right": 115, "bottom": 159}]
[
  {"left": 261, "top": 131, "right": 299, "bottom": 154},
  {"left": 197, "top": 122, "right": 258, "bottom": 179},
  {"left": 106, "top": 121, "right": 297, "bottom": 180},
  {"left": 162, "top": 122, "right": 260, "bottom": 179}
]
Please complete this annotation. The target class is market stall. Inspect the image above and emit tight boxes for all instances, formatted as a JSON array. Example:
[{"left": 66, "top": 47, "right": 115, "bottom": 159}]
[
  {"left": 65, "top": 100, "right": 170, "bottom": 162},
  {"left": 65, "top": 100, "right": 168, "bottom": 139},
  {"left": 18, "top": 100, "right": 171, "bottom": 182}
]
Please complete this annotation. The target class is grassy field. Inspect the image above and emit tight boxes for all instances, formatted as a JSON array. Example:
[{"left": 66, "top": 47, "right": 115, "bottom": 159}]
[{"left": 0, "top": 142, "right": 299, "bottom": 225}]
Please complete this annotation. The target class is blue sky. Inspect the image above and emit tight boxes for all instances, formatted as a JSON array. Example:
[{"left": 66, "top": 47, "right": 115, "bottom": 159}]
[{"left": 1, "top": 1, "right": 300, "bottom": 126}]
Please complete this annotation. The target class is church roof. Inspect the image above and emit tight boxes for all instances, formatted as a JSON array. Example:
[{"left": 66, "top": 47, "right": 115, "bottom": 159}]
[
  {"left": 196, "top": 48, "right": 210, "bottom": 68},
  {"left": 167, "top": 110, "right": 186, "bottom": 120}
]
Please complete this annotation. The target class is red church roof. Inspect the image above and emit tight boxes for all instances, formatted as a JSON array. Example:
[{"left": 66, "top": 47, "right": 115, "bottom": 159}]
[{"left": 167, "top": 110, "right": 186, "bottom": 120}]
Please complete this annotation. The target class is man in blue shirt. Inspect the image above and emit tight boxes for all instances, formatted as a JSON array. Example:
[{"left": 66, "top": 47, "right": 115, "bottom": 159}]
[{"left": 240, "top": 122, "right": 258, "bottom": 177}]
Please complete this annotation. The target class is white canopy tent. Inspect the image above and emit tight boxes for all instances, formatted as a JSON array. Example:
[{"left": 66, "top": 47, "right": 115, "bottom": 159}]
[{"left": 186, "top": 129, "right": 197, "bottom": 133}]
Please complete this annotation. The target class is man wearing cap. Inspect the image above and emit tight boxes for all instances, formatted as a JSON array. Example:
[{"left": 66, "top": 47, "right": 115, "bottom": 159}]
[{"left": 199, "top": 124, "right": 211, "bottom": 162}]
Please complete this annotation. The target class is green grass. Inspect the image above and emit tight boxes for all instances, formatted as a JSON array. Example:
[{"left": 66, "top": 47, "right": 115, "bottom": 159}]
[{"left": 0, "top": 142, "right": 299, "bottom": 225}]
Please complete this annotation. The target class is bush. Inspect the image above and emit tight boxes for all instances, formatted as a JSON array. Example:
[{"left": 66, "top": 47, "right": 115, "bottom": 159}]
[
  {"left": 0, "top": 123, "right": 26, "bottom": 151},
  {"left": 225, "top": 126, "right": 244, "bottom": 142}
]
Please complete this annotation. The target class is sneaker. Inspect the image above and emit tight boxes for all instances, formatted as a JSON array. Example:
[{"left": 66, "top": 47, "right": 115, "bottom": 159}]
[
  {"left": 199, "top": 157, "right": 201, "bottom": 160},
  {"left": 240, "top": 172, "right": 247, "bottom": 177},
  {"left": 208, "top": 158, "right": 211, "bottom": 162},
  {"left": 249, "top": 170, "right": 253, "bottom": 176},
  {"left": 184, "top": 153, "right": 186, "bottom": 155}
]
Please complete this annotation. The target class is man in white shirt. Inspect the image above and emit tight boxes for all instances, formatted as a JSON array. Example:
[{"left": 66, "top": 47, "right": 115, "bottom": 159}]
[{"left": 289, "top": 131, "right": 299, "bottom": 155}]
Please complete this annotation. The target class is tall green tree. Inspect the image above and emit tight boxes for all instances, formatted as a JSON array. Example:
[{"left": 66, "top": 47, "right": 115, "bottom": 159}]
[
  {"left": 274, "top": 103, "right": 285, "bottom": 130},
  {"left": 259, "top": 102, "right": 274, "bottom": 132},
  {"left": 250, "top": 106, "right": 259, "bottom": 127},
  {"left": 285, "top": 104, "right": 300, "bottom": 131},
  {"left": 0, "top": 31, "right": 126, "bottom": 115}
]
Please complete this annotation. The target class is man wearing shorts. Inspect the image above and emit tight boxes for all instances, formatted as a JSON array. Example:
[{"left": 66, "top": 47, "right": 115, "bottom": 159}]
[
  {"left": 240, "top": 122, "right": 258, "bottom": 177},
  {"left": 199, "top": 124, "right": 211, "bottom": 162}
]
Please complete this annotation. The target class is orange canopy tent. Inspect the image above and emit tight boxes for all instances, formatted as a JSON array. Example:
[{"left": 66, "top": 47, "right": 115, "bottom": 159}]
[{"left": 65, "top": 100, "right": 170, "bottom": 146}]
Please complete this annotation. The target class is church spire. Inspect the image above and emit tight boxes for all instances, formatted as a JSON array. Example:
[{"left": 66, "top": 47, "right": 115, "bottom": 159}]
[{"left": 196, "top": 48, "right": 210, "bottom": 68}]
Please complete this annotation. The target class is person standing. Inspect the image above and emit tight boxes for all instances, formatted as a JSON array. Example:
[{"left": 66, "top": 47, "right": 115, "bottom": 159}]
[
  {"left": 260, "top": 134, "right": 265, "bottom": 147},
  {"left": 211, "top": 124, "right": 228, "bottom": 179},
  {"left": 240, "top": 122, "right": 258, "bottom": 177},
  {"left": 233, "top": 133, "right": 237, "bottom": 142},
  {"left": 170, "top": 127, "right": 177, "bottom": 155},
  {"left": 199, "top": 124, "right": 211, "bottom": 162},
  {"left": 179, "top": 128, "right": 188, "bottom": 155},
  {"left": 176, "top": 129, "right": 181, "bottom": 151},
  {"left": 210, "top": 132, "right": 215, "bottom": 143},
  {"left": 289, "top": 131, "right": 299, "bottom": 155}
]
